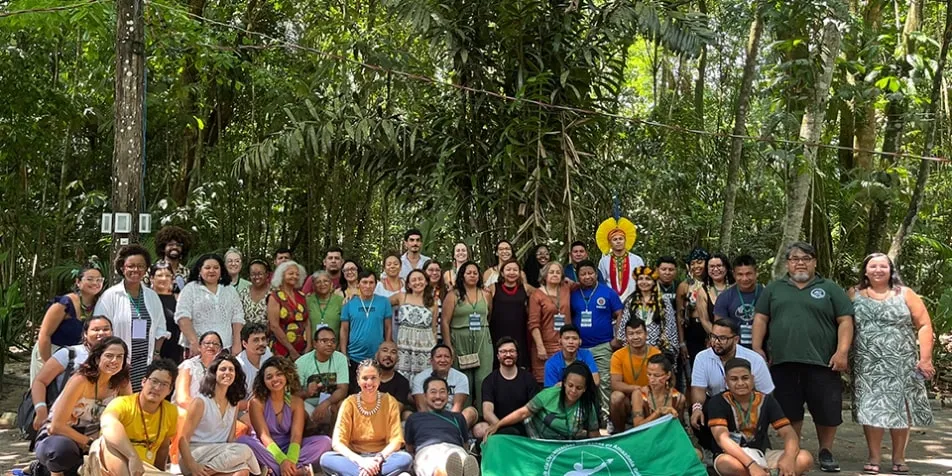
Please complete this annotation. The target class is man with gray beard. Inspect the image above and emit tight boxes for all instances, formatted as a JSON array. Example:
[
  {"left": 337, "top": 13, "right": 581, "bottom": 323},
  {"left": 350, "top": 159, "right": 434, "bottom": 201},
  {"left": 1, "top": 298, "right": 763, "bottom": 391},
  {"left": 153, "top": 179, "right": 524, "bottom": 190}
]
[{"left": 752, "top": 242, "right": 854, "bottom": 473}]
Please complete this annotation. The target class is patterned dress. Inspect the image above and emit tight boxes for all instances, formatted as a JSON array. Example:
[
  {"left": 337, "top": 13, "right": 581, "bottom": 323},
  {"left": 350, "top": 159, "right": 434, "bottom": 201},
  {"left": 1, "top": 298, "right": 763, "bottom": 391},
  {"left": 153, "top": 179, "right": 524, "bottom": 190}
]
[
  {"left": 851, "top": 290, "right": 933, "bottom": 428},
  {"left": 395, "top": 302, "right": 436, "bottom": 382},
  {"left": 238, "top": 287, "right": 268, "bottom": 326},
  {"left": 271, "top": 290, "right": 309, "bottom": 357}
]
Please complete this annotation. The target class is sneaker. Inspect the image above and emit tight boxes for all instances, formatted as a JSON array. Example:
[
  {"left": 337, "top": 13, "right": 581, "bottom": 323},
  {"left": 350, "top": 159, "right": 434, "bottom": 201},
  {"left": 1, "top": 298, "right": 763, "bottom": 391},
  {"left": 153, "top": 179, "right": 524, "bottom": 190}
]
[
  {"left": 446, "top": 452, "right": 465, "bottom": 476},
  {"left": 462, "top": 453, "right": 480, "bottom": 476},
  {"left": 818, "top": 448, "right": 840, "bottom": 472}
]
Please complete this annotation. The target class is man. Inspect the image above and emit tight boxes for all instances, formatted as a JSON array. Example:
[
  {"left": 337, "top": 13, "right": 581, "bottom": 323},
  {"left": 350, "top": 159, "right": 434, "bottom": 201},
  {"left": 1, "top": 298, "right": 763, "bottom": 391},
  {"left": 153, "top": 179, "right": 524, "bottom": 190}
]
[
  {"left": 481, "top": 337, "right": 538, "bottom": 437},
  {"left": 273, "top": 246, "right": 293, "bottom": 268},
  {"left": 339, "top": 270, "right": 393, "bottom": 381},
  {"left": 235, "top": 323, "right": 273, "bottom": 397},
  {"left": 400, "top": 228, "right": 430, "bottom": 280},
  {"left": 412, "top": 344, "right": 478, "bottom": 428},
  {"left": 543, "top": 324, "right": 600, "bottom": 388},
  {"left": 301, "top": 246, "right": 344, "bottom": 294},
  {"left": 656, "top": 256, "right": 680, "bottom": 316},
  {"left": 608, "top": 317, "right": 661, "bottom": 432},
  {"left": 752, "top": 242, "right": 854, "bottom": 472},
  {"left": 714, "top": 254, "right": 764, "bottom": 348},
  {"left": 374, "top": 340, "right": 414, "bottom": 420},
  {"left": 405, "top": 376, "right": 480, "bottom": 476},
  {"left": 295, "top": 326, "right": 349, "bottom": 427},
  {"left": 708, "top": 358, "right": 814, "bottom": 476},
  {"left": 690, "top": 319, "right": 774, "bottom": 453},
  {"left": 152, "top": 225, "right": 191, "bottom": 291},
  {"left": 563, "top": 241, "right": 604, "bottom": 283},
  {"left": 90, "top": 359, "right": 179, "bottom": 475},
  {"left": 595, "top": 216, "right": 645, "bottom": 301}
]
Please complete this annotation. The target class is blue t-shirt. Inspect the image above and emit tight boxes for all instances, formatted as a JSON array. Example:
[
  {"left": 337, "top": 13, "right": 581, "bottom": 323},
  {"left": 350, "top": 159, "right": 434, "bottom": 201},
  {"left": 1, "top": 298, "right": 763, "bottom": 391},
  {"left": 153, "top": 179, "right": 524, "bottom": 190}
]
[
  {"left": 341, "top": 295, "right": 393, "bottom": 362},
  {"left": 570, "top": 284, "right": 624, "bottom": 348},
  {"left": 543, "top": 349, "right": 599, "bottom": 387},
  {"left": 712, "top": 284, "right": 764, "bottom": 348}
]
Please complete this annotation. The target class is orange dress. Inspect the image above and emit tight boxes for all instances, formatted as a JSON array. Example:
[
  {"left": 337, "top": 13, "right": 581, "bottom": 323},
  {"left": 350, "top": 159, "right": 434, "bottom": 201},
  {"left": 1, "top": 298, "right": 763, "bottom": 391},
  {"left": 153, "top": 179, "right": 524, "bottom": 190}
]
[
  {"left": 271, "top": 289, "right": 309, "bottom": 356},
  {"left": 527, "top": 283, "right": 573, "bottom": 382}
]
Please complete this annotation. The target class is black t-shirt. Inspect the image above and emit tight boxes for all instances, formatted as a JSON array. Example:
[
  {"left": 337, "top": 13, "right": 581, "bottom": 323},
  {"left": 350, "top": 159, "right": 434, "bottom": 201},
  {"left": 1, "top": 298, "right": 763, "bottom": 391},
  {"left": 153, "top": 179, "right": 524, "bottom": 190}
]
[
  {"left": 378, "top": 372, "right": 413, "bottom": 409},
  {"left": 707, "top": 391, "right": 789, "bottom": 453},
  {"left": 404, "top": 410, "right": 470, "bottom": 450},
  {"left": 481, "top": 368, "right": 538, "bottom": 419}
]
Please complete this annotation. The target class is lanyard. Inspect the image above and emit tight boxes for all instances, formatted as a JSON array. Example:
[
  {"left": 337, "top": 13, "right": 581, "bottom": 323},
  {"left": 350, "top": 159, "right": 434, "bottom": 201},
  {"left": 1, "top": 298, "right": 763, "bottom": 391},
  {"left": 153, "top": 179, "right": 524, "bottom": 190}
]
[
  {"left": 732, "top": 394, "right": 754, "bottom": 430},
  {"left": 545, "top": 286, "right": 562, "bottom": 313},
  {"left": 136, "top": 398, "right": 164, "bottom": 455},
  {"left": 127, "top": 294, "right": 144, "bottom": 319},
  {"left": 736, "top": 286, "right": 760, "bottom": 308},
  {"left": 627, "top": 347, "right": 649, "bottom": 383},
  {"left": 580, "top": 285, "right": 597, "bottom": 312},
  {"left": 463, "top": 289, "right": 481, "bottom": 313},
  {"left": 648, "top": 388, "right": 671, "bottom": 411},
  {"left": 313, "top": 296, "right": 330, "bottom": 324},
  {"left": 358, "top": 298, "right": 373, "bottom": 319}
]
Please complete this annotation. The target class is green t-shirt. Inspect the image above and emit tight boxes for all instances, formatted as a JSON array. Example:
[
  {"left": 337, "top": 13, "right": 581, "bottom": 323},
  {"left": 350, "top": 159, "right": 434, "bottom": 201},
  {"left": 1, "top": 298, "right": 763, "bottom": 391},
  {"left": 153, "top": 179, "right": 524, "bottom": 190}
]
[
  {"left": 525, "top": 386, "right": 599, "bottom": 440},
  {"left": 295, "top": 350, "right": 350, "bottom": 389},
  {"left": 306, "top": 293, "right": 343, "bottom": 338},
  {"left": 754, "top": 275, "right": 854, "bottom": 366}
]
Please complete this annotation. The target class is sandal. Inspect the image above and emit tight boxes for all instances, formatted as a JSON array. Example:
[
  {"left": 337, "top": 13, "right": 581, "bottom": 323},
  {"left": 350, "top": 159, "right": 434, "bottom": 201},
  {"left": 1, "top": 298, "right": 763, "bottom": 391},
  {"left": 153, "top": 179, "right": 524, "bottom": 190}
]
[
  {"left": 893, "top": 463, "right": 910, "bottom": 474},
  {"left": 862, "top": 463, "right": 880, "bottom": 474}
]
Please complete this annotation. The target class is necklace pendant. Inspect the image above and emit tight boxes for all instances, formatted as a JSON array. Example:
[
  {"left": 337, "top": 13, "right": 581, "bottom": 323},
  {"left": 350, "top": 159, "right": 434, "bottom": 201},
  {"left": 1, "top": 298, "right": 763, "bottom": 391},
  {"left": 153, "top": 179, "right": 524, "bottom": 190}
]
[{"left": 146, "top": 449, "right": 154, "bottom": 461}]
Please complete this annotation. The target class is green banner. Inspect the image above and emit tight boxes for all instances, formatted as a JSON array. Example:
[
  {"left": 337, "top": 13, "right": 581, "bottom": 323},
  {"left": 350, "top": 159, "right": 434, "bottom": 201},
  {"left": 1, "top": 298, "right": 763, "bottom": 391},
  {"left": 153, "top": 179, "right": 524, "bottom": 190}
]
[{"left": 481, "top": 415, "right": 707, "bottom": 476}]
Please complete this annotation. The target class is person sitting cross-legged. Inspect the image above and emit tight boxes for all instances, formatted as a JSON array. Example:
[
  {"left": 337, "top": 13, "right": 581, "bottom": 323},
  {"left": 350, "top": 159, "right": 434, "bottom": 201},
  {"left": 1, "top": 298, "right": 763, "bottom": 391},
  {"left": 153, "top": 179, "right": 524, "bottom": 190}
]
[
  {"left": 608, "top": 317, "right": 660, "bottom": 432},
  {"left": 405, "top": 376, "right": 481, "bottom": 476},
  {"left": 481, "top": 337, "right": 539, "bottom": 437},
  {"left": 543, "top": 324, "right": 600, "bottom": 388},
  {"left": 296, "top": 326, "right": 349, "bottom": 430},
  {"left": 412, "top": 344, "right": 479, "bottom": 429},
  {"left": 709, "top": 358, "right": 813, "bottom": 476}
]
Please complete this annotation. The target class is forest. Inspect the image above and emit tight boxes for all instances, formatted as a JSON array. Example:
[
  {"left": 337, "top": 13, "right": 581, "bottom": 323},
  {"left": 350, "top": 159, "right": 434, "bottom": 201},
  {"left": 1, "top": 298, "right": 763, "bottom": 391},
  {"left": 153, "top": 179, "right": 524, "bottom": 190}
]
[{"left": 0, "top": 0, "right": 951, "bottom": 381}]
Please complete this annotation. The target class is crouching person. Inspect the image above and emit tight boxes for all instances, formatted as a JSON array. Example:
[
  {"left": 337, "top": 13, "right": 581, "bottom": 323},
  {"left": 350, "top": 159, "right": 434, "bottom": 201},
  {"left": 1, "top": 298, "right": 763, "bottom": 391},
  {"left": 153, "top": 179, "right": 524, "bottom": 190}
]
[{"left": 405, "top": 376, "right": 479, "bottom": 476}]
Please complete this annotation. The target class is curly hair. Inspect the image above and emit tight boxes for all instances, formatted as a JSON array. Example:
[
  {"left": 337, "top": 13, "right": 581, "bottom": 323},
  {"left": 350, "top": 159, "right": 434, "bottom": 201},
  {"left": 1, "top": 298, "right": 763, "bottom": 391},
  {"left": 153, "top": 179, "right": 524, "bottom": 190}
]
[
  {"left": 114, "top": 244, "right": 152, "bottom": 276},
  {"left": 252, "top": 356, "right": 301, "bottom": 401},
  {"left": 77, "top": 336, "right": 130, "bottom": 390},
  {"left": 155, "top": 226, "right": 191, "bottom": 260},
  {"left": 199, "top": 355, "right": 247, "bottom": 406}
]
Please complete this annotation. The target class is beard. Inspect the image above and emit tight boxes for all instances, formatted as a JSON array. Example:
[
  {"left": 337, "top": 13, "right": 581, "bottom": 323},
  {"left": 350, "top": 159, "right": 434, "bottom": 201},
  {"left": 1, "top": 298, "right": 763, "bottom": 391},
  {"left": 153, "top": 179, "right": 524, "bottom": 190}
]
[
  {"left": 713, "top": 344, "right": 734, "bottom": 356},
  {"left": 790, "top": 271, "right": 811, "bottom": 283},
  {"left": 378, "top": 360, "right": 395, "bottom": 371},
  {"left": 167, "top": 249, "right": 181, "bottom": 260}
]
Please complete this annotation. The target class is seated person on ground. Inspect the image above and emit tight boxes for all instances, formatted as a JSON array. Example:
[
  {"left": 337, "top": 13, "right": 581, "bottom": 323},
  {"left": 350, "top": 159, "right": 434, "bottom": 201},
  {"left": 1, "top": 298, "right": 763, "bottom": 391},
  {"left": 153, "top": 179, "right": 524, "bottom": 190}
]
[
  {"left": 609, "top": 317, "right": 661, "bottom": 432},
  {"left": 405, "top": 376, "right": 481, "bottom": 476},
  {"left": 481, "top": 337, "right": 539, "bottom": 437},
  {"left": 295, "top": 326, "right": 349, "bottom": 428},
  {"left": 412, "top": 344, "right": 479, "bottom": 428},
  {"left": 374, "top": 340, "right": 414, "bottom": 420},
  {"left": 235, "top": 322, "right": 272, "bottom": 434},
  {"left": 632, "top": 354, "right": 686, "bottom": 428},
  {"left": 543, "top": 324, "right": 600, "bottom": 388}
]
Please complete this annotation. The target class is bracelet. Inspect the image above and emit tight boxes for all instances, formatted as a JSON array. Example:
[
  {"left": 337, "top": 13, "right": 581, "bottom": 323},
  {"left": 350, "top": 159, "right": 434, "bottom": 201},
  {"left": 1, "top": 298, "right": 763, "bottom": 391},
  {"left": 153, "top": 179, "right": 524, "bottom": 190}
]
[
  {"left": 34, "top": 402, "right": 47, "bottom": 410},
  {"left": 744, "top": 460, "right": 756, "bottom": 468},
  {"left": 679, "top": 343, "right": 688, "bottom": 349},
  {"left": 691, "top": 402, "right": 702, "bottom": 413}
]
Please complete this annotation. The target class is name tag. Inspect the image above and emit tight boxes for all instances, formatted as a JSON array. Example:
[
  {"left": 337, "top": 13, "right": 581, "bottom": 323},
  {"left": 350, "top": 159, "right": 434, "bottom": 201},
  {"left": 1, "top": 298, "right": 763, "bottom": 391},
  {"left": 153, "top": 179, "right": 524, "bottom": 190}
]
[
  {"left": 469, "top": 313, "right": 482, "bottom": 331},
  {"left": 554, "top": 313, "right": 566, "bottom": 331},
  {"left": 132, "top": 319, "right": 147, "bottom": 340},
  {"left": 579, "top": 311, "right": 593, "bottom": 328}
]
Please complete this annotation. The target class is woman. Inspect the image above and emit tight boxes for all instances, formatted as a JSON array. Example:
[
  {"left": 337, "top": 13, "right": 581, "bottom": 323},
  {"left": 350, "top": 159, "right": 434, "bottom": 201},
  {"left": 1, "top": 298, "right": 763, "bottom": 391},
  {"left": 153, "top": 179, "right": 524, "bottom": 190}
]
[
  {"left": 269, "top": 260, "right": 310, "bottom": 359},
  {"left": 225, "top": 248, "right": 252, "bottom": 293},
  {"left": 237, "top": 357, "right": 331, "bottom": 475},
  {"left": 523, "top": 244, "right": 551, "bottom": 288},
  {"left": 443, "top": 242, "right": 470, "bottom": 288},
  {"left": 340, "top": 260, "right": 363, "bottom": 303},
  {"left": 389, "top": 269, "right": 438, "bottom": 381},
  {"left": 695, "top": 253, "right": 733, "bottom": 336},
  {"left": 178, "top": 355, "right": 260, "bottom": 476},
  {"left": 489, "top": 259, "right": 530, "bottom": 369},
  {"left": 850, "top": 253, "right": 934, "bottom": 475},
  {"left": 442, "top": 261, "right": 494, "bottom": 408},
  {"left": 319, "top": 360, "right": 412, "bottom": 476},
  {"left": 307, "top": 270, "right": 344, "bottom": 338},
  {"left": 32, "top": 316, "right": 114, "bottom": 431},
  {"left": 239, "top": 259, "right": 271, "bottom": 326},
  {"left": 528, "top": 261, "right": 571, "bottom": 383},
  {"left": 423, "top": 259, "right": 448, "bottom": 304},
  {"left": 176, "top": 253, "right": 245, "bottom": 356},
  {"left": 483, "top": 240, "right": 515, "bottom": 287},
  {"left": 632, "top": 354, "right": 685, "bottom": 428},
  {"left": 34, "top": 337, "right": 131, "bottom": 476},
  {"left": 676, "top": 247, "right": 709, "bottom": 364},
  {"left": 31, "top": 263, "right": 104, "bottom": 384},
  {"left": 174, "top": 331, "right": 225, "bottom": 409},
  {"left": 620, "top": 267, "right": 680, "bottom": 358},
  {"left": 375, "top": 252, "right": 404, "bottom": 298},
  {"left": 95, "top": 244, "right": 169, "bottom": 391},
  {"left": 151, "top": 263, "right": 183, "bottom": 364},
  {"left": 484, "top": 361, "right": 600, "bottom": 441}
]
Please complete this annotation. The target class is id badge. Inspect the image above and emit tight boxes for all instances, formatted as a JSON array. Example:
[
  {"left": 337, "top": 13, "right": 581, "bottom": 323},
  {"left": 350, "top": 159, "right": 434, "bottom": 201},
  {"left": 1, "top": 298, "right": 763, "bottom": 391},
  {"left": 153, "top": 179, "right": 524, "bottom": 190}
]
[
  {"left": 132, "top": 319, "right": 147, "bottom": 339},
  {"left": 554, "top": 313, "right": 566, "bottom": 331},
  {"left": 579, "top": 311, "right": 593, "bottom": 328},
  {"left": 468, "top": 313, "right": 482, "bottom": 331}
]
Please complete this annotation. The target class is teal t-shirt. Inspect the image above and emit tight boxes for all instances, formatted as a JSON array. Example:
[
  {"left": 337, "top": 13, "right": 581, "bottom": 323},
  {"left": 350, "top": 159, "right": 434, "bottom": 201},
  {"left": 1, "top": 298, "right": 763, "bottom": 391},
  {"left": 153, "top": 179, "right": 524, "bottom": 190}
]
[{"left": 341, "top": 295, "right": 392, "bottom": 362}]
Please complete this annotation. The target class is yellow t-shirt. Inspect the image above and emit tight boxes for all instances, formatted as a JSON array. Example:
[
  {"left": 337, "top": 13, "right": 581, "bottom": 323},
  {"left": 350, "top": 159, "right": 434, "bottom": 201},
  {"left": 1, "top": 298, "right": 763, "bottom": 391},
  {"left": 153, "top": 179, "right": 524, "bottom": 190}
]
[
  {"left": 104, "top": 395, "right": 178, "bottom": 465},
  {"left": 610, "top": 345, "right": 661, "bottom": 386}
]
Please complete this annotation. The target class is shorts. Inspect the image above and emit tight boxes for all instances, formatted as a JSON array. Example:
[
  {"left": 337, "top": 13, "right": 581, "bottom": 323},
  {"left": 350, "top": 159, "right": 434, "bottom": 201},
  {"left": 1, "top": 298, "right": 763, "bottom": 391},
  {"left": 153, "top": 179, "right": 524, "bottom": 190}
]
[
  {"left": 770, "top": 362, "right": 843, "bottom": 426},
  {"left": 714, "top": 448, "right": 784, "bottom": 475}
]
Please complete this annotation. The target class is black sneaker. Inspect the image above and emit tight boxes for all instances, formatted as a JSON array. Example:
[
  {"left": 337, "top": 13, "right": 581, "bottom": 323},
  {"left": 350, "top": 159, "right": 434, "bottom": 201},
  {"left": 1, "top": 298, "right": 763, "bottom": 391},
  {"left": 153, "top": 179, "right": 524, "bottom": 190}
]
[{"left": 818, "top": 448, "right": 840, "bottom": 472}]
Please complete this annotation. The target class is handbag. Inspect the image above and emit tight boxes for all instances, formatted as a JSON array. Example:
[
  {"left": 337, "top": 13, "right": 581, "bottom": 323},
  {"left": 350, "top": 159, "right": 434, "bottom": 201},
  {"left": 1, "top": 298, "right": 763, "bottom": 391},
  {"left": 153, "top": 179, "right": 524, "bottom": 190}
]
[{"left": 457, "top": 331, "right": 482, "bottom": 370}]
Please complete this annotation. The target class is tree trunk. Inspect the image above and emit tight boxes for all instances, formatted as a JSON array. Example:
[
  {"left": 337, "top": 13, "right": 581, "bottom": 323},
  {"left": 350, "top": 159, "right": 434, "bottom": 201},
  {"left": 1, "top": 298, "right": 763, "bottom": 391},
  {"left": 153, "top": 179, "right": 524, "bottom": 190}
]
[
  {"left": 110, "top": 0, "right": 145, "bottom": 281},
  {"left": 887, "top": 0, "right": 952, "bottom": 261},
  {"left": 718, "top": 8, "right": 764, "bottom": 252},
  {"left": 836, "top": 100, "right": 855, "bottom": 178},
  {"left": 694, "top": 0, "right": 707, "bottom": 125},
  {"left": 852, "top": 0, "right": 883, "bottom": 170},
  {"left": 772, "top": 21, "right": 842, "bottom": 278}
]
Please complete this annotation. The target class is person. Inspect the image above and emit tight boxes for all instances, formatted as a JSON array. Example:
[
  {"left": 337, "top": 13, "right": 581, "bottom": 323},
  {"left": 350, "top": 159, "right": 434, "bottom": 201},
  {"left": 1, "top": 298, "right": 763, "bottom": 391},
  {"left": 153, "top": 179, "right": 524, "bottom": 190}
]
[
  {"left": 31, "top": 316, "right": 114, "bottom": 431},
  {"left": 376, "top": 251, "right": 405, "bottom": 298},
  {"left": 690, "top": 319, "right": 774, "bottom": 453},
  {"left": 595, "top": 215, "right": 645, "bottom": 301},
  {"left": 339, "top": 260, "right": 363, "bottom": 303},
  {"left": 482, "top": 240, "right": 514, "bottom": 288},
  {"left": 609, "top": 317, "right": 661, "bottom": 432},
  {"left": 177, "top": 355, "right": 260, "bottom": 476},
  {"left": 678, "top": 247, "right": 710, "bottom": 364},
  {"left": 481, "top": 337, "right": 538, "bottom": 437},
  {"left": 412, "top": 345, "right": 479, "bottom": 427},
  {"left": 224, "top": 248, "right": 252, "bottom": 293},
  {"left": 319, "top": 359, "right": 413, "bottom": 476},
  {"left": 655, "top": 256, "right": 680, "bottom": 313},
  {"left": 340, "top": 270, "right": 393, "bottom": 381},
  {"left": 620, "top": 267, "right": 680, "bottom": 363},
  {"left": 87, "top": 358, "right": 180, "bottom": 475},
  {"left": 307, "top": 270, "right": 345, "bottom": 337},
  {"left": 95, "top": 244, "right": 170, "bottom": 392},
  {"left": 442, "top": 261, "right": 493, "bottom": 409},
  {"left": 175, "top": 253, "right": 245, "bottom": 356},
  {"left": 375, "top": 341, "right": 415, "bottom": 420},
  {"left": 390, "top": 269, "right": 438, "bottom": 381},
  {"left": 296, "top": 326, "right": 349, "bottom": 428},
  {"left": 443, "top": 242, "right": 470, "bottom": 288},
  {"left": 713, "top": 255, "right": 764, "bottom": 349},
  {"left": 850, "top": 253, "right": 934, "bottom": 475},
  {"left": 236, "top": 323, "right": 272, "bottom": 398},
  {"left": 488, "top": 259, "right": 530, "bottom": 369},
  {"left": 752, "top": 241, "right": 854, "bottom": 472},
  {"left": 268, "top": 260, "right": 310, "bottom": 359},
  {"left": 708, "top": 358, "right": 814, "bottom": 476},
  {"left": 484, "top": 361, "right": 600, "bottom": 441},
  {"left": 543, "top": 324, "right": 599, "bottom": 388},
  {"left": 31, "top": 262, "right": 104, "bottom": 383},
  {"left": 528, "top": 261, "right": 572, "bottom": 383},
  {"left": 273, "top": 247, "right": 294, "bottom": 270},
  {"left": 237, "top": 356, "right": 332, "bottom": 474},
  {"left": 238, "top": 259, "right": 271, "bottom": 326},
  {"left": 150, "top": 263, "right": 183, "bottom": 364},
  {"left": 632, "top": 354, "right": 685, "bottom": 428},
  {"left": 173, "top": 331, "right": 225, "bottom": 410},
  {"left": 34, "top": 338, "right": 131, "bottom": 476},
  {"left": 523, "top": 244, "right": 551, "bottom": 287},
  {"left": 301, "top": 246, "right": 345, "bottom": 294},
  {"left": 405, "top": 376, "right": 480, "bottom": 476},
  {"left": 563, "top": 241, "right": 603, "bottom": 283},
  {"left": 153, "top": 225, "right": 192, "bottom": 291},
  {"left": 569, "top": 259, "right": 623, "bottom": 419},
  {"left": 400, "top": 228, "right": 430, "bottom": 280},
  {"left": 423, "top": 259, "right": 448, "bottom": 305},
  {"left": 696, "top": 253, "right": 734, "bottom": 337}
]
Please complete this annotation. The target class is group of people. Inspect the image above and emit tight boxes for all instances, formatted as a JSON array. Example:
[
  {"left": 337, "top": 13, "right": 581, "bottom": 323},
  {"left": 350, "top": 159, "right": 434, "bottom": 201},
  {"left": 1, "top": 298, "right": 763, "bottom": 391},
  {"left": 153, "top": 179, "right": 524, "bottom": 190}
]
[{"left": 23, "top": 216, "right": 936, "bottom": 476}]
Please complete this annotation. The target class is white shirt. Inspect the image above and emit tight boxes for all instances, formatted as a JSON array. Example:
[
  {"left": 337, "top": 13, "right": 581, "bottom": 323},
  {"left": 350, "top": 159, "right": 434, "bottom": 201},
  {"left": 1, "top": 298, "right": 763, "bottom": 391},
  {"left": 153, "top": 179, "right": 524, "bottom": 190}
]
[
  {"left": 400, "top": 252, "right": 430, "bottom": 280},
  {"left": 236, "top": 348, "right": 273, "bottom": 397},
  {"left": 597, "top": 253, "right": 646, "bottom": 301},
  {"left": 191, "top": 394, "right": 236, "bottom": 443},
  {"left": 691, "top": 345, "right": 775, "bottom": 396},
  {"left": 411, "top": 367, "right": 469, "bottom": 410},
  {"left": 94, "top": 281, "right": 170, "bottom": 364},
  {"left": 174, "top": 281, "right": 245, "bottom": 349}
]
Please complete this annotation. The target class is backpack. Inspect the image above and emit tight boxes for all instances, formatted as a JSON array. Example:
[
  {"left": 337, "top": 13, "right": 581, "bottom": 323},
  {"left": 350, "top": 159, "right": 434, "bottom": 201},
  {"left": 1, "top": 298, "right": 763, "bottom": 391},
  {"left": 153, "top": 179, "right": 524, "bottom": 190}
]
[{"left": 16, "top": 347, "right": 77, "bottom": 447}]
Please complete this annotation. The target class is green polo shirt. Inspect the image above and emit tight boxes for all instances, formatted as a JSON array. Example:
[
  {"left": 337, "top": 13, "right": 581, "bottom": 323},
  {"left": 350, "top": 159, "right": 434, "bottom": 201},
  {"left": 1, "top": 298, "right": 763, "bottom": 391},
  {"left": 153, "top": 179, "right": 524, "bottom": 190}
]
[{"left": 754, "top": 274, "right": 853, "bottom": 366}]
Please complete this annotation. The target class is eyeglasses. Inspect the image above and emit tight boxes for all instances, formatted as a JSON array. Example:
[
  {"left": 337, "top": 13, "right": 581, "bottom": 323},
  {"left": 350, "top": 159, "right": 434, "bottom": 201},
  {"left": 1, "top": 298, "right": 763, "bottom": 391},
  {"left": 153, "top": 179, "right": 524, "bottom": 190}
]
[
  {"left": 709, "top": 264, "right": 725, "bottom": 269},
  {"left": 201, "top": 341, "right": 222, "bottom": 348},
  {"left": 498, "top": 349, "right": 517, "bottom": 355},
  {"left": 343, "top": 267, "right": 358, "bottom": 273},
  {"left": 124, "top": 265, "right": 147, "bottom": 271},
  {"left": 250, "top": 272, "right": 266, "bottom": 278},
  {"left": 709, "top": 334, "right": 736, "bottom": 344},
  {"left": 166, "top": 241, "right": 183, "bottom": 247},
  {"left": 317, "top": 338, "right": 337, "bottom": 345},
  {"left": 145, "top": 377, "right": 171, "bottom": 390},
  {"left": 83, "top": 277, "right": 105, "bottom": 284},
  {"left": 225, "top": 259, "right": 241, "bottom": 265},
  {"left": 787, "top": 256, "right": 814, "bottom": 263}
]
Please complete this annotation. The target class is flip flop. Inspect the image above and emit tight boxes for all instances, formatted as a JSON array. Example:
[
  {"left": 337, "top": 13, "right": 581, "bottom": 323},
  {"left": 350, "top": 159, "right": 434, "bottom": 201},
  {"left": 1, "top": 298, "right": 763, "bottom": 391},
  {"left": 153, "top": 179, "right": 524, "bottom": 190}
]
[
  {"left": 893, "top": 463, "right": 910, "bottom": 474},
  {"left": 863, "top": 463, "right": 880, "bottom": 474}
]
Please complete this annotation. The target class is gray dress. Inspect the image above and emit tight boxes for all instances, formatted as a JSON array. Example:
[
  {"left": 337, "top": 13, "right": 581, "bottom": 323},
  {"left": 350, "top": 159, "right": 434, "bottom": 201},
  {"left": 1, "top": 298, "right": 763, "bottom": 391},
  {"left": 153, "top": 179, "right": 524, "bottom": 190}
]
[{"left": 851, "top": 290, "right": 933, "bottom": 428}]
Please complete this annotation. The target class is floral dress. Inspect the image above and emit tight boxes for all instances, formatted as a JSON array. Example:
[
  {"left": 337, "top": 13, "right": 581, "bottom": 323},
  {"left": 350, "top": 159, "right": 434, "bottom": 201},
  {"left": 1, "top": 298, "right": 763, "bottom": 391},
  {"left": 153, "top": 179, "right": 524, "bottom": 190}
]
[
  {"left": 395, "top": 301, "right": 436, "bottom": 381},
  {"left": 238, "top": 287, "right": 268, "bottom": 326},
  {"left": 271, "top": 290, "right": 309, "bottom": 357}
]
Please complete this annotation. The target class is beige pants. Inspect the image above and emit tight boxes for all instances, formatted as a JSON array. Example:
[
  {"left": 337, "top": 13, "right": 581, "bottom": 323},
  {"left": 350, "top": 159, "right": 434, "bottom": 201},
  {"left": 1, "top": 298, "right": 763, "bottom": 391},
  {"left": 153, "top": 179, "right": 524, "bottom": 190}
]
[
  {"left": 81, "top": 437, "right": 172, "bottom": 476},
  {"left": 714, "top": 448, "right": 784, "bottom": 475}
]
